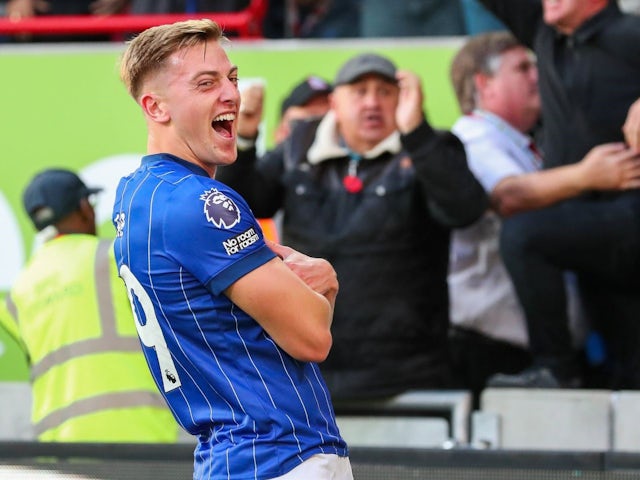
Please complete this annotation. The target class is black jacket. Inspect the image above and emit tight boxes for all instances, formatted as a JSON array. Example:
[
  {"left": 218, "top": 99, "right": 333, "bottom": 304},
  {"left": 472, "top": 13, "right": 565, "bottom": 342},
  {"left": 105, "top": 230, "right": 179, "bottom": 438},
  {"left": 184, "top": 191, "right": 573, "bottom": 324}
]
[
  {"left": 217, "top": 114, "right": 487, "bottom": 400},
  {"left": 480, "top": 0, "right": 640, "bottom": 168}
]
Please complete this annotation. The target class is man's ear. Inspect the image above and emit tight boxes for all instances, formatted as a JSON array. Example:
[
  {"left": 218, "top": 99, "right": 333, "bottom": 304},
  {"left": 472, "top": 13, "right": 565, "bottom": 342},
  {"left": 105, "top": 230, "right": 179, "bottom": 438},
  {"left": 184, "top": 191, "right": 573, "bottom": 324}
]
[
  {"left": 473, "top": 72, "right": 494, "bottom": 105},
  {"left": 328, "top": 91, "right": 337, "bottom": 111},
  {"left": 140, "top": 93, "right": 170, "bottom": 123},
  {"left": 78, "top": 197, "right": 95, "bottom": 222},
  {"left": 473, "top": 72, "right": 490, "bottom": 94}
]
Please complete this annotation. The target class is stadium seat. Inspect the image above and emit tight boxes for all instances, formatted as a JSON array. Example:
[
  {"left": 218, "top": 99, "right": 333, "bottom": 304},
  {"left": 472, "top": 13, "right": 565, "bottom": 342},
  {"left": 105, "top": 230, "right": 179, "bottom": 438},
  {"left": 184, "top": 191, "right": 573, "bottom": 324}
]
[
  {"left": 479, "top": 388, "right": 611, "bottom": 451},
  {"left": 334, "top": 390, "right": 472, "bottom": 448},
  {"left": 0, "top": 381, "right": 33, "bottom": 440},
  {"left": 612, "top": 391, "right": 640, "bottom": 452}
]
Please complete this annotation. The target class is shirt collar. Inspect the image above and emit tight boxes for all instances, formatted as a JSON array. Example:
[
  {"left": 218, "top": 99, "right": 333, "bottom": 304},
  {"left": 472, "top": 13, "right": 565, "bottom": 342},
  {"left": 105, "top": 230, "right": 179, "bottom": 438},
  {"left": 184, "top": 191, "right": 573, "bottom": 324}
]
[
  {"left": 471, "top": 109, "right": 533, "bottom": 151},
  {"left": 142, "top": 153, "right": 210, "bottom": 177}
]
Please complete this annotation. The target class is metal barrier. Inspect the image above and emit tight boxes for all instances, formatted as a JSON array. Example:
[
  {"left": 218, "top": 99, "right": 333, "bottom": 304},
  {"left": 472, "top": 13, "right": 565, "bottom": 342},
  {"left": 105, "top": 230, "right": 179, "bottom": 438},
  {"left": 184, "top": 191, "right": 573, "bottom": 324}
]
[
  {"left": 0, "top": 0, "right": 267, "bottom": 38},
  {"left": 334, "top": 390, "right": 472, "bottom": 447},
  {"left": 3, "top": 442, "right": 640, "bottom": 480}
]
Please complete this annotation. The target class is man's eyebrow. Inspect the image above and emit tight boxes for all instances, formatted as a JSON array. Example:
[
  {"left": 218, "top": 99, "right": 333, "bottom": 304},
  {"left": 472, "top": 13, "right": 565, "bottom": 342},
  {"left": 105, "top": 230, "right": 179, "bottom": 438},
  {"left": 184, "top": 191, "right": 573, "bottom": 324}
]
[
  {"left": 191, "top": 65, "right": 238, "bottom": 80},
  {"left": 191, "top": 70, "right": 221, "bottom": 80}
]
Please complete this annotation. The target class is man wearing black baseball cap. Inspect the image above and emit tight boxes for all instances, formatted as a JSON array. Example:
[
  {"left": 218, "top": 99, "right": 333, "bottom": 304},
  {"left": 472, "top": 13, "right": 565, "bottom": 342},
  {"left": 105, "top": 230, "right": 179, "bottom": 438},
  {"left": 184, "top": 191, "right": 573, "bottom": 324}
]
[
  {"left": 275, "top": 76, "right": 332, "bottom": 144},
  {"left": 1, "top": 168, "right": 178, "bottom": 442},
  {"left": 23, "top": 168, "right": 102, "bottom": 233},
  {"left": 280, "top": 75, "right": 333, "bottom": 116},
  {"left": 219, "top": 51, "right": 488, "bottom": 401}
]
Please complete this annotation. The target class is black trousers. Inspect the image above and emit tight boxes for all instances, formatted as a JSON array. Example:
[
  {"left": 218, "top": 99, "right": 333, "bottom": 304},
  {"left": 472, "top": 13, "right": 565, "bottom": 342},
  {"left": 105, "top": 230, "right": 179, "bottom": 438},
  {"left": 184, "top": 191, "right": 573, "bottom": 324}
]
[{"left": 500, "top": 191, "right": 640, "bottom": 388}]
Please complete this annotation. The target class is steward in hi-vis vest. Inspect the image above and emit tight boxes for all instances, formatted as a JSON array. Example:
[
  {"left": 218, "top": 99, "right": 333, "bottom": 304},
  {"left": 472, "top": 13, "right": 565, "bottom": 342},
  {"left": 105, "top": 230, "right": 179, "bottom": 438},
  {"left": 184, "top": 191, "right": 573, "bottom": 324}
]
[{"left": 0, "top": 169, "right": 178, "bottom": 442}]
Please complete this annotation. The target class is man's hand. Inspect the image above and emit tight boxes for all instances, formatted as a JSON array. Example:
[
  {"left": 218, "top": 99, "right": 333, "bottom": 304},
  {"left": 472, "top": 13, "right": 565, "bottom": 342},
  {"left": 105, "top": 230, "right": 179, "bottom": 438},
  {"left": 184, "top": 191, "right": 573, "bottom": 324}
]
[
  {"left": 237, "top": 83, "right": 264, "bottom": 139},
  {"left": 578, "top": 142, "right": 640, "bottom": 191},
  {"left": 266, "top": 240, "right": 338, "bottom": 305},
  {"left": 395, "top": 69, "right": 424, "bottom": 134}
]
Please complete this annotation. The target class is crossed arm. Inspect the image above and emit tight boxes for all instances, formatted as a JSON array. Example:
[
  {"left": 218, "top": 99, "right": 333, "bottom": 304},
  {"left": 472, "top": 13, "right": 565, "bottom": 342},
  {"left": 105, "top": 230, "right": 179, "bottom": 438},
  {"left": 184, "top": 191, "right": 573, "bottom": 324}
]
[{"left": 225, "top": 241, "right": 338, "bottom": 363}]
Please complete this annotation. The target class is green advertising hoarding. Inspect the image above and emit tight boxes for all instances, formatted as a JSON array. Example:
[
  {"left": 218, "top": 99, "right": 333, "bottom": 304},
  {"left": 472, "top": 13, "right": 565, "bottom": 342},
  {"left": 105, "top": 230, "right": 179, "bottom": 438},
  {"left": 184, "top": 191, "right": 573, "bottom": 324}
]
[{"left": 0, "top": 38, "right": 463, "bottom": 380}]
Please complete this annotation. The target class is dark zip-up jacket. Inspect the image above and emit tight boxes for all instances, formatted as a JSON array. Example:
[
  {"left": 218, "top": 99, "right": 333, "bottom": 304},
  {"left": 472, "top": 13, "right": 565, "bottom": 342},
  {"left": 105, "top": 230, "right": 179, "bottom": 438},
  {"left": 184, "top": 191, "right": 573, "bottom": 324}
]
[{"left": 217, "top": 113, "right": 487, "bottom": 400}]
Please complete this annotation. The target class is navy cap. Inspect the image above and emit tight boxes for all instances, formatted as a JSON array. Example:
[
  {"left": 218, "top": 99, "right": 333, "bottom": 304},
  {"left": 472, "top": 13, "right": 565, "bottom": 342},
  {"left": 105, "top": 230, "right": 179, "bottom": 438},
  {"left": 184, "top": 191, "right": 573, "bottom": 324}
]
[
  {"left": 280, "top": 76, "right": 332, "bottom": 116},
  {"left": 23, "top": 168, "right": 102, "bottom": 231},
  {"left": 334, "top": 53, "right": 397, "bottom": 86}
]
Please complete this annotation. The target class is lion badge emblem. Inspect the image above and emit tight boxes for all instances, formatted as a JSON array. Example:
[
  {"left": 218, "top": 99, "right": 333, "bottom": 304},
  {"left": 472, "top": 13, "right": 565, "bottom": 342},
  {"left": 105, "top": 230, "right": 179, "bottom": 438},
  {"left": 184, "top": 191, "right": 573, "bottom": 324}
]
[{"left": 200, "top": 188, "right": 241, "bottom": 229}]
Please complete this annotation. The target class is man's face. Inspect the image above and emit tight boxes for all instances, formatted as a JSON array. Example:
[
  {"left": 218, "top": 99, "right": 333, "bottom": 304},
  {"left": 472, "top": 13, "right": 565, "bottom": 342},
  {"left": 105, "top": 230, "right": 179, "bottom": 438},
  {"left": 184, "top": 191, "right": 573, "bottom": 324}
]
[
  {"left": 484, "top": 46, "right": 540, "bottom": 132},
  {"left": 331, "top": 74, "right": 399, "bottom": 154},
  {"left": 275, "top": 95, "right": 330, "bottom": 144},
  {"left": 145, "top": 39, "right": 240, "bottom": 174},
  {"left": 542, "top": 0, "right": 599, "bottom": 34}
]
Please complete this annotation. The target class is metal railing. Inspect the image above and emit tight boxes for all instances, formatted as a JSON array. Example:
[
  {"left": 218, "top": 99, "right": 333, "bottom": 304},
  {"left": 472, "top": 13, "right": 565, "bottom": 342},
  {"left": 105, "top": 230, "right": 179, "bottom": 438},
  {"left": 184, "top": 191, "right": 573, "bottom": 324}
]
[
  {"left": 2, "top": 441, "right": 640, "bottom": 480},
  {"left": 0, "top": 0, "right": 267, "bottom": 38}
]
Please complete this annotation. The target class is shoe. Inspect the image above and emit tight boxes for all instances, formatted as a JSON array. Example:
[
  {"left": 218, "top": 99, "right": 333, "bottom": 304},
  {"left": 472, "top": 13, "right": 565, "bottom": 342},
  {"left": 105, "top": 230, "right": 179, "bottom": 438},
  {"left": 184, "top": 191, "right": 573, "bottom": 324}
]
[{"left": 487, "top": 367, "right": 580, "bottom": 389}]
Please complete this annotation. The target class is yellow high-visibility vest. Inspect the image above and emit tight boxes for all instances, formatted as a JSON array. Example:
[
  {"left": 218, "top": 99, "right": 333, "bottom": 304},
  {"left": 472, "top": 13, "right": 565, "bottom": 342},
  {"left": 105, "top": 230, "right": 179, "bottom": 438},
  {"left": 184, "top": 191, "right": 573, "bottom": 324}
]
[{"left": 3, "top": 234, "right": 178, "bottom": 442}]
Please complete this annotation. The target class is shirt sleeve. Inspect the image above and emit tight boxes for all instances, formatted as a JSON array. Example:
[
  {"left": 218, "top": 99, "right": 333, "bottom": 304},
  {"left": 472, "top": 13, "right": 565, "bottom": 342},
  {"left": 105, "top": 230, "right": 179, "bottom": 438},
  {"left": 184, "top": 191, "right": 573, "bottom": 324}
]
[
  {"left": 465, "top": 140, "right": 525, "bottom": 194},
  {"left": 163, "top": 180, "right": 276, "bottom": 296}
]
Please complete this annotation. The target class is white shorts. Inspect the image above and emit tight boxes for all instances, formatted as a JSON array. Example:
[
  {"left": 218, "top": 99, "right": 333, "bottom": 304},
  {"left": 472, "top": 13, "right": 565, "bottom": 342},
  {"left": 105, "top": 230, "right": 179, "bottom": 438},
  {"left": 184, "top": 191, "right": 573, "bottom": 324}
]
[{"left": 269, "top": 454, "right": 353, "bottom": 480}]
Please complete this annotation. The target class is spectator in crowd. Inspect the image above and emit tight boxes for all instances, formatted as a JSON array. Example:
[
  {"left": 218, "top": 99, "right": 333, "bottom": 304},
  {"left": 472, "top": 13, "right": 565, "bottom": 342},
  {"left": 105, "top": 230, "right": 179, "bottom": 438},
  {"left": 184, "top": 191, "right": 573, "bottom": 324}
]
[
  {"left": 216, "top": 51, "right": 488, "bottom": 402},
  {"left": 236, "top": 75, "right": 333, "bottom": 242},
  {"left": 478, "top": 0, "right": 640, "bottom": 388},
  {"left": 115, "top": 19, "right": 351, "bottom": 479},
  {"left": 0, "top": 168, "right": 178, "bottom": 442},
  {"left": 275, "top": 75, "right": 333, "bottom": 142},
  {"left": 447, "top": 31, "right": 640, "bottom": 400}
]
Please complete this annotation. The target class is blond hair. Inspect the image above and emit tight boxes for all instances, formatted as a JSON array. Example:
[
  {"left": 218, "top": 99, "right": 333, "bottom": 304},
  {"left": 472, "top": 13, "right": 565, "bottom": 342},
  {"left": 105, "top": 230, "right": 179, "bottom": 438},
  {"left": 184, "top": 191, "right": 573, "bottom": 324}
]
[
  {"left": 120, "top": 19, "right": 225, "bottom": 100},
  {"left": 450, "top": 31, "right": 521, "bottom": 115}
]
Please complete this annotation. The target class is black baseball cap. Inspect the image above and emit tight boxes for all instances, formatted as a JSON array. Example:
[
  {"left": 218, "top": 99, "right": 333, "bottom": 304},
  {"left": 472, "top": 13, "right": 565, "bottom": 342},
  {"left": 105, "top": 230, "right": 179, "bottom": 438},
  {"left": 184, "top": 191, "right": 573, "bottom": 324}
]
[
  {"left": 280, "top": 76, "right": 333, "bottom": 116},
  {"left": 334, "top": 52, "right": 397, "bottom": 86},
  {"left": 23, "top": 168, "right": 102, "bottom": 231}
]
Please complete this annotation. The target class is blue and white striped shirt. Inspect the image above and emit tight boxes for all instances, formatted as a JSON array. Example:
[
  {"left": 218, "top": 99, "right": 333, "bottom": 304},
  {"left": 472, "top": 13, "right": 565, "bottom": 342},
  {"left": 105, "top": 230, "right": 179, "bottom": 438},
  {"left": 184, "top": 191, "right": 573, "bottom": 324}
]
[{"left": 112, "top": 154, "right": 347, "bottom": 480}]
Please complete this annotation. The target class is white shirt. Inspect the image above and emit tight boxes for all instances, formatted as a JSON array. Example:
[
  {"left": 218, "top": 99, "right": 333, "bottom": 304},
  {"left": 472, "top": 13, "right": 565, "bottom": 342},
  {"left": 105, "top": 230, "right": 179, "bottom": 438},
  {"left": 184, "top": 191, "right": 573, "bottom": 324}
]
[{"left": 448, "top": 110, "right": 539, "bottom": 347}]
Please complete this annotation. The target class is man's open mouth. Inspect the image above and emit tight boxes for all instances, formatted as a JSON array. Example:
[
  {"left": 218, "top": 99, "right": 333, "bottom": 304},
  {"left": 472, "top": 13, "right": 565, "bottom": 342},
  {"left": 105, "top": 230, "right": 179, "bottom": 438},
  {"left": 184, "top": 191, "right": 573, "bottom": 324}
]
[{"left": 212, "top": 113, "right": 235, "bottom": 138}]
